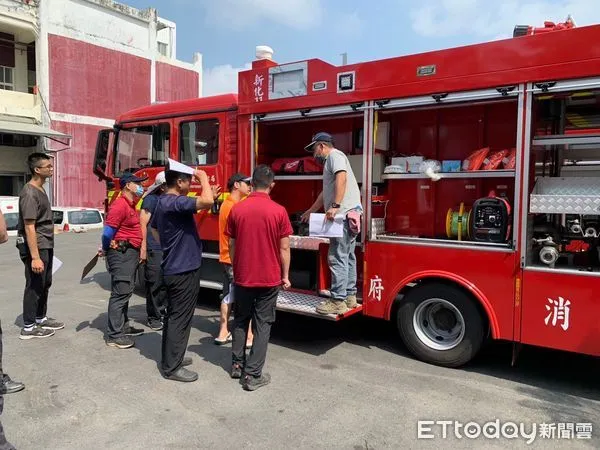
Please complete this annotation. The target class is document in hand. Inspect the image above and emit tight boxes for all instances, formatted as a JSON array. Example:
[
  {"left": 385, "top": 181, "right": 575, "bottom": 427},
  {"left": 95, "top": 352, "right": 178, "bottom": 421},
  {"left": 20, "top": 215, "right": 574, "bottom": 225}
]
[
  {"left": 309, "top": 213, "right": 344, "bottom": 238},
  {"left": 167, "top": 158, "right": 195, "bottom": 175},
  {"left": 52, "top": 256, "right": 63, "bottom": 276}
]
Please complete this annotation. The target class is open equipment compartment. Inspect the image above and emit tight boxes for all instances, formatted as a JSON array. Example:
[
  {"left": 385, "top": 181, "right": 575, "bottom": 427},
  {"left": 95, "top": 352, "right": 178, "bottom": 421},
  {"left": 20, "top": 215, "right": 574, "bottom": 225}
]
[
  {"left": 252, "top": 110, "right": 367, "bottom": 295},
  {"left": 525, "top": 83, "right": 600, "bottom": 272},
  {"left": 370, "top": 95, "right": 520, "bottom": 248}
]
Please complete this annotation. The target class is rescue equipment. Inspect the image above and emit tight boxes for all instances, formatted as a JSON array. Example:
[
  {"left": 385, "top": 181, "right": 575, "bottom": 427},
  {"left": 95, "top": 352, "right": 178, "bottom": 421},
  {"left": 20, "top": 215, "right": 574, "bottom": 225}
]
[
  {"left": 446, "top": 202, "right": 472, "bottom": 241},
  {"left": 471, "top": 193, "right": 511, "bottom": 243}
]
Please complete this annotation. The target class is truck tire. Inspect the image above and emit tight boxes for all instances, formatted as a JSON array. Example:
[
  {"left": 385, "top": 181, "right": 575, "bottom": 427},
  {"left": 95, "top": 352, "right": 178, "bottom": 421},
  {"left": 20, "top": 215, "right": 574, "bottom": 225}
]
[{"left": 397, "top": 283, "right": 485, "bottom": 368}]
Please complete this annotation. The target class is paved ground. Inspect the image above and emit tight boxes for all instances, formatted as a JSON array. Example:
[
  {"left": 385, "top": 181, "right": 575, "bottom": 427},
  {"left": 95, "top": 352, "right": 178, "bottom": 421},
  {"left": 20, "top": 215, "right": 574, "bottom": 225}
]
[{"left": 0, "top": 231, "right": 599, "bottom": 449}]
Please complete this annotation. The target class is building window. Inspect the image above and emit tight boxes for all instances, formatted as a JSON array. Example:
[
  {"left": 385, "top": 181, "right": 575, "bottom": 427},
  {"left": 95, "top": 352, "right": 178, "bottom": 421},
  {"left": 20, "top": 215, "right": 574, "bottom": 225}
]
[
  {"left": 0, "top": 66, "right": 14, "bottom": 91},
  {"left": 27, "top": 70, "right": 36, "bottom": 94},
  {"left": 157, "top": 42, "right": 169, "bottom": 57},
  {"left": 0, "top": 133, "right": 37, "bottom": 147},
  {"left": 180, "top": 119, "right": 219, "bottom": 166}
]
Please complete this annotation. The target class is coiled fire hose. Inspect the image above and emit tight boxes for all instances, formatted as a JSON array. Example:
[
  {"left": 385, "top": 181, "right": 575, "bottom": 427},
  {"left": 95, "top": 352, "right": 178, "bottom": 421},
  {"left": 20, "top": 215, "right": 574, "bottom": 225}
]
[{"left": 446, "top": 202, "right": 472, "bottom": 241}]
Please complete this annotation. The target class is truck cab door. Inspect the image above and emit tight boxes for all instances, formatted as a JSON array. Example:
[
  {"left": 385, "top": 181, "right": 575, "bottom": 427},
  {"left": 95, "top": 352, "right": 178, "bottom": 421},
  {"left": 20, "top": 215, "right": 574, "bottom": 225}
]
[{"left": 94, "top": 128, "right": 115, "bottom": 183}]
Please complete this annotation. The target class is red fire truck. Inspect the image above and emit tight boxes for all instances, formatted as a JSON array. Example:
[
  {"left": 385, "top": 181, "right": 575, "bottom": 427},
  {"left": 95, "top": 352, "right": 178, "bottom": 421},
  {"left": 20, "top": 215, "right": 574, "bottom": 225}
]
[{"left": 93, "top": 19, "right": 600, "bottom": 368}]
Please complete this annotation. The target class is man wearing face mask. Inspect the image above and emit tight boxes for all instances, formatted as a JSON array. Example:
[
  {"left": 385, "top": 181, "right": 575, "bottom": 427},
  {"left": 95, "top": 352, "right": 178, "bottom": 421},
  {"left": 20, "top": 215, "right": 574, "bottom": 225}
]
[
  {"left": 100, "top": 172, "right": 148, "bottom": 349},
  {"left": 301, "top": 132, "right": 362, "bottom": 315}
]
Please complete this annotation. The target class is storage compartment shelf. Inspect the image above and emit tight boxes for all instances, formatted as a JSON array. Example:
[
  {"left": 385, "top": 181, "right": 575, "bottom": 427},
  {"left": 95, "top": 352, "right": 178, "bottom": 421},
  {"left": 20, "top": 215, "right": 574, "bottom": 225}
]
[
  {"left": 381, "top": 170, "right": 515, "bottom": 180},
  {"left": 532, "top": 134, "right": 600, "bottom": 147},
  {"left": 529, "top": 177, "right": 600, "bottom": 214}
]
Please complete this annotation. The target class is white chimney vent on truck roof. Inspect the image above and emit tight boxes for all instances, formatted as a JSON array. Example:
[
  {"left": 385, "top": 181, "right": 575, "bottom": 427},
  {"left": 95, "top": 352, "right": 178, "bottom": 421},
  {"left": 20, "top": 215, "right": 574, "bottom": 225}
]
[{"left": 255, "top": 45, "right": 274, "bottom": 60}]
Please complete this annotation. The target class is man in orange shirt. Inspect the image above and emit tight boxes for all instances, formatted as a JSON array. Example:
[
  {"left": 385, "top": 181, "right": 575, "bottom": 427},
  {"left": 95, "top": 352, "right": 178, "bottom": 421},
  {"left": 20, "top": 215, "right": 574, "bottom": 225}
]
[{"left": 215, "top": 173, "right": 253, "bottom": 345}]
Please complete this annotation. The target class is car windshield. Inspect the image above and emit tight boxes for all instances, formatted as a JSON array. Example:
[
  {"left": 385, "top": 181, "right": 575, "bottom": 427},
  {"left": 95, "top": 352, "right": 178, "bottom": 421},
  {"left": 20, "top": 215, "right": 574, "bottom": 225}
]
[
  {"left": 68, "top": 210, "right": 102, "bottom": 225},
  {"left": 3, "top": 212, "right": 17, "bottom": 230}
]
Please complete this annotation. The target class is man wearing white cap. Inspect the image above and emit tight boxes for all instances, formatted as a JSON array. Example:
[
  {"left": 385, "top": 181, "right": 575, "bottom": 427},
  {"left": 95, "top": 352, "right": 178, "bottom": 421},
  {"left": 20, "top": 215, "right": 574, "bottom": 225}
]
[{"left": 140, "top": 171, "right": 167, "bottom": 331}]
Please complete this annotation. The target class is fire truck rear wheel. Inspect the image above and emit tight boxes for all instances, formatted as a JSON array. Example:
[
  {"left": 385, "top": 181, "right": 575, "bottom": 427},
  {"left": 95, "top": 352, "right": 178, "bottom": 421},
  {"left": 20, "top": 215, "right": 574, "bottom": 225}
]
[{"left": 397, "top": 283, "right": 485, "bottom": 368}]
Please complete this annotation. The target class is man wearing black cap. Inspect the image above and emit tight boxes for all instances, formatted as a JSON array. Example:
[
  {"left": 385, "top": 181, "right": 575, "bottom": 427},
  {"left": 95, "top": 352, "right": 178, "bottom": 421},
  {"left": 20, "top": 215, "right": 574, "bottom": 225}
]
[
  {"left": 100, "top": 172, "right": 148, "bottom": 349},
  {"left": 302, "top": 132, "right": 362, "bottom": 315},
  {"left": 150, "top": 168, "right": 219, "bottom": 382},
  {"left": 215, "top": 173, "right": 253, "bottom": 345}
]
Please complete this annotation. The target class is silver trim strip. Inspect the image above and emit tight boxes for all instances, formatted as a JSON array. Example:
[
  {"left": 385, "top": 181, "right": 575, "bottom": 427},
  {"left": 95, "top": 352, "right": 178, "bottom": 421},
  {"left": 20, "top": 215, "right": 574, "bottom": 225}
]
[
  {"left": 202, "top": 252, "right": 220, "bottom": 260},
  {"left": 363, "top": 103, "right": 373, "bottom": 244},
  {"left": 527, "top": 76, "right": 600, "bottom": 94},
  {"left": 274, "top": 175, "right": 322, "bottom": 181},
  {"left": 520, "top": 83, "right": 533, "bottom": 269},
  {"left": 524, "top": 266, "right": 600, "bottom": 278},
  {"left": 374, "top": 237, "right": 514, "bottom": 253},
  {"left": 512, "top": 83, "right": 525, "bottom": 251},
  {"left": 250, "top": 116, "right": 255, "bottom": 174},
  {"left": 379, "top": 87, "right": 521, "bottom": 110},
  {"left": 251, "top": 104, "right": 369, "bottom": 122},
  {"left": 532, "top": 135, "right": 600, "bottom": 146}
]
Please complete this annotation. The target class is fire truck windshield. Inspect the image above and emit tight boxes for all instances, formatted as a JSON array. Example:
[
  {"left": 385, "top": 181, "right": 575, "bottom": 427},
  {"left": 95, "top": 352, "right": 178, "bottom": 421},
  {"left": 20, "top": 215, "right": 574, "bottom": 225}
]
[{"left": 113, "top": 123, "right": 170, "bottom": 176}]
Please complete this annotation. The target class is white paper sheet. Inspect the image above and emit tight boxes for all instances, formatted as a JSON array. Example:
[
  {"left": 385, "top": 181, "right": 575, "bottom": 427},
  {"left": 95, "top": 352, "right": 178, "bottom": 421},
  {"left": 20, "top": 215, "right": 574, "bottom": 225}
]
[
  {"left": 52, "top": 256, "right": 63, "bottom": 276},
  {"left": 309, "top": 213, "right": 344, "bottom": 238},
  {"left": 167, "top": 158, "right": 195, "bottom": 175}
]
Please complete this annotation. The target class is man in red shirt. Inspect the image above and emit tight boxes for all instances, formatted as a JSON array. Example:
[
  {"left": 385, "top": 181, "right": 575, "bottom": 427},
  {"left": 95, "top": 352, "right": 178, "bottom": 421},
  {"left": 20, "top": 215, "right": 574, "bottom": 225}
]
[
  {"left": 225, "top": 165, "right": 292, "bottom": 391},
  {"left": 100, "top": 172, "right": 147, "bottom": 349}
]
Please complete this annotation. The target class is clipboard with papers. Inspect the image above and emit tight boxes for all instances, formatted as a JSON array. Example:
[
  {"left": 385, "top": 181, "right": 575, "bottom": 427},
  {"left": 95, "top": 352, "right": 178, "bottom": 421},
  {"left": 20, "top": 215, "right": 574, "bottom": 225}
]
[{"left": 308, "top": 213, "right": 344, "bottom": 238}]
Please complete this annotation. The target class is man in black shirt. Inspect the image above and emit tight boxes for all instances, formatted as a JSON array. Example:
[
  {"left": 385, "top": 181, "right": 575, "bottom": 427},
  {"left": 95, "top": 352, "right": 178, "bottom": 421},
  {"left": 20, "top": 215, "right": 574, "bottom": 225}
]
[{"left": 17, "top": 153, "right": 64, "bottom": 340}]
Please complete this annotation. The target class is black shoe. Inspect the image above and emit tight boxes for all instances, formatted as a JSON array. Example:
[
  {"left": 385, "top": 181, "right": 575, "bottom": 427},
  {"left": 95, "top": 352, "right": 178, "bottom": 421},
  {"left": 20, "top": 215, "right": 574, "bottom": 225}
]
[
  {"left": 231, "top": 364, "right": 243, "bottom": 379},
  {"left": 163, "top": 367, "right": 198, "bottom": 383},
  {"left": 20, "top": 326, "right": 55, "bottom": 340},
  {"left": 1, "top": 375, "right": 25, "bottom": 394},
  {"left": 123, "top": 325, "right": 144, "bottom": 337},
  {"left": 182, "top": 356, "right": 192, "bottom": 367},
  {"left": 242, "top": 372, "right": 271, "bottom": 391},
  {"left": 106, "top": 336, "right": 135, "bottom": 349},
  {"left": 38, "top": 317, "right": 64, "bottom": 330},
  {"left": 147, "top": 319, "right": 163, "bottom": 331}
]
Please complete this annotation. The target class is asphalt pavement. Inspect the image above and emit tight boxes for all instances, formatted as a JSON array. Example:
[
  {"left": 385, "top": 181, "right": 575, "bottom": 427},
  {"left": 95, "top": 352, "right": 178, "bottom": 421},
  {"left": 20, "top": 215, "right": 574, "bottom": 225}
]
[{"left": 0, "top": 231, "right": 599, "bottom": 449}]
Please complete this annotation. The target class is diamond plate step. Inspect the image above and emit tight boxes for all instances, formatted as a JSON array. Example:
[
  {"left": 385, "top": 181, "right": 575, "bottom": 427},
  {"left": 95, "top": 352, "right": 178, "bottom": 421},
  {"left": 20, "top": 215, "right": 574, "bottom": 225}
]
[{"left": 276, "top": 290, "right": 363, "bottom": 321}]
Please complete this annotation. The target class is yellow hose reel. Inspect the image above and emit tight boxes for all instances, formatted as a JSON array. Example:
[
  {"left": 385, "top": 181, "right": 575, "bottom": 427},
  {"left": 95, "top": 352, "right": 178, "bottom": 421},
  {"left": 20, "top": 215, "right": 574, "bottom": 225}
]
[{"left": 446, "top": 202, "right": 472, "bottom": 241}]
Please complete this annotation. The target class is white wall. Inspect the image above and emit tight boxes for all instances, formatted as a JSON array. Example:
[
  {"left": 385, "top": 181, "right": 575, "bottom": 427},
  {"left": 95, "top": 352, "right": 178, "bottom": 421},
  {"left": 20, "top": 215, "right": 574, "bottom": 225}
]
[{"left": 45, "top": 0, "right": 152, "bottom": 58}]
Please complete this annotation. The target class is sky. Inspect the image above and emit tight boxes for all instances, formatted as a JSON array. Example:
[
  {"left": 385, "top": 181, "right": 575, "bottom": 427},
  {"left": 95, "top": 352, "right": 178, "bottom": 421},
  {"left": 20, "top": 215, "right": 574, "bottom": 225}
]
[{"left": 124, "top": 0, "right": 600, "bottom": 96}]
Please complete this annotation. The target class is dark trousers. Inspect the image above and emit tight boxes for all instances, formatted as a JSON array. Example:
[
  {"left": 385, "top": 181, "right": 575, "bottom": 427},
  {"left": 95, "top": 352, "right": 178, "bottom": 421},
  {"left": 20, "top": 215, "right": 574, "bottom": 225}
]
[
  {"left": 144, "top": 249, "right": 166, "bottom": 321},
  {"left": 21, "top": 248, "right": 53, "bottom": 327},
  {"left": 0, "top": 322, "right": 14, "bottom": 450},
  {"left": 220, "top": 263, "right": 233, "bottom": 300},
  {"left": 231, "top": 285, "right": 279, "bottom": 377},
  {"left": 162, "top": 268, "right": 201, "bottom": 376},
  {"left": 106, "top": 247, "right": 139, "bottom": 338}
]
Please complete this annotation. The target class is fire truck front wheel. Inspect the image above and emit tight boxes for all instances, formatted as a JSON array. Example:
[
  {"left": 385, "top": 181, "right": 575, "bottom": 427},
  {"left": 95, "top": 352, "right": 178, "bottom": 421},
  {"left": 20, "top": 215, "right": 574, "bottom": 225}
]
[{"left": 397, "top": 283, "right": 485, "bottom": 368}]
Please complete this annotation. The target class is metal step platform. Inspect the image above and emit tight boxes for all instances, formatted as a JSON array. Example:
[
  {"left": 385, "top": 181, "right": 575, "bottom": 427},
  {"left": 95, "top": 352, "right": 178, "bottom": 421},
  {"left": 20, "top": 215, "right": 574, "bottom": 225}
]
[{"left": 276, "top": 290, "right": 363, "bottom": 321}]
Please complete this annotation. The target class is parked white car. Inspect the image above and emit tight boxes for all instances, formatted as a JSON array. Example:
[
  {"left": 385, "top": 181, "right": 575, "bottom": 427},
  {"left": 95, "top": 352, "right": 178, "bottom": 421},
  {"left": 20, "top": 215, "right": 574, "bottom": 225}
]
[
  {"left": 52, "top": 207, "right": 104, "bottom": 232},
  {"left": 0, "top": 196, "right": 19, "bottom": 236}
]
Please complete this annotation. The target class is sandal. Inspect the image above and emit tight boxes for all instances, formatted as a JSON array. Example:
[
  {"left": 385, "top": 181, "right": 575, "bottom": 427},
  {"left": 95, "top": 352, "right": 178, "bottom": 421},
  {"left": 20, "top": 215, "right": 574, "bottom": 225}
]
[{"left": 214, "top": 333, "right": 232, "bottom": 345}]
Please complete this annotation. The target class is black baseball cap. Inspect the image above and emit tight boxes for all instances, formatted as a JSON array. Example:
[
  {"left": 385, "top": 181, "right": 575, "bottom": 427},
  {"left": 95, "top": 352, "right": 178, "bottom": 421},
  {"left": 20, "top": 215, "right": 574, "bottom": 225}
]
[
  {"left": 227, "top": 173, "right": 251, "bottom": 191},
  {"left": 119, "top": 172, "right": 148, "bottom": 189},
  {"left": 304, "top": 131, "right": 334, "bottom": 152}
]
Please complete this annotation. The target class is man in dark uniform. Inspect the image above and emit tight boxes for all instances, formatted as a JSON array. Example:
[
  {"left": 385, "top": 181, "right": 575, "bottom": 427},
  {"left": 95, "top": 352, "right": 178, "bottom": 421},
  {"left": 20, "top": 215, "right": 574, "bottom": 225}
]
[
  {"left": 100, "top": 172, "right": 147, "bottom": 349},
  {"left": 140, "top": 171, "right": 167, "bottom": 331},
  {"left": 150, "top": 168, "right": 218, "bottom": 382}
]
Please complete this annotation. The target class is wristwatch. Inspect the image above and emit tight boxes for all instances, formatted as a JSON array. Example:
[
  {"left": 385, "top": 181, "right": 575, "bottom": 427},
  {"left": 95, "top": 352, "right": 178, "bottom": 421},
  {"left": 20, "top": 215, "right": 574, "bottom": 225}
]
[{"left": 331, "top": 203, "right": 341, "bottom": 208}]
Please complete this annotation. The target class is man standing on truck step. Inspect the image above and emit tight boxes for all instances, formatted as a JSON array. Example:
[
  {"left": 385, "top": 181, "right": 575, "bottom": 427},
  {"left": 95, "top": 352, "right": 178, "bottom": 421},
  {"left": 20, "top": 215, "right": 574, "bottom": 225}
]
[
  {"left": 17, "top": 153, "right": 64, "bottom": 340},
  {"left": 226, "top": 165, "right": 292, "bottom": 391},
  {"left": 100, "top": 172, "right": 148, "bottom": 349},
  {"left": 140, "top": 171, "right": 167, "bottom": 331},
  {"left": 150, "top": 168, "right": 219, "bottom": 382},
  {"left": 301, "top": 132, "right": 362, "bottom": 315},
  {"left": 215, "top": 173, "right": 255, "bottom": 347}
]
